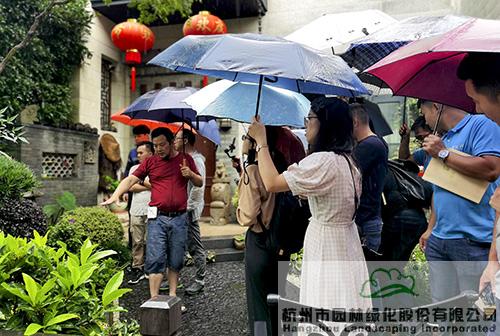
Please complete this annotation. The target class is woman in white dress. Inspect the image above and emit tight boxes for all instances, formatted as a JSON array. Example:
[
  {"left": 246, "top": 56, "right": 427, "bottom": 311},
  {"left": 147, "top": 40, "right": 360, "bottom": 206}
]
[{"left": 248, "top": 97, "right": 372, "bottom": 329}]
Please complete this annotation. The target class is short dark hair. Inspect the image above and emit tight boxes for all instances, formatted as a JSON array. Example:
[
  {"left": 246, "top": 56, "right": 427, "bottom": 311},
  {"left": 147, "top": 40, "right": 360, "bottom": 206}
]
[
  {"left": 151, "top": 127, "right": 174, "bottom": 143},
  {"left": 310, "top": 97, "right": 354, "bottom": 155},
  {"left": 179, "top": 129, "right": 196, "bottom": 146},
  {"left": 457, "top": 52, "right": 500, "bottom": 101},
  {"left": 349, "top": 103, "right": 370, "bottom": 125},
  {"left": 416, "top": 99, "right": 432, "bottom": 109},
  {"left": 411, "top": 116, "right": 431, "bottom": 133},
  {"left": 136, "top": 141, "right": 154, "bottom": 154},
  {"left": 132, "top": 125, "right": 150, "bottom": 135}
]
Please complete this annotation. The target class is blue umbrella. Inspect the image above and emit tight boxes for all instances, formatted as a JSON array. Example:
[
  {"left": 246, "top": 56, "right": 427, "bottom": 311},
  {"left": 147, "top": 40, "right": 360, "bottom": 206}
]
[
  {"left": 149, "top": 33, "right": 368, "bottom": 117},
  {"left": 122, "top": 87, "right": 198, "bottom": 123},
  {"left": 194, "top": 119, "right": 221, "bottom": 145},
  {"left": 341, "top": 15, "right": 470, "bottom": 71},
  {"left": 184, "top": 80, "right": 310, "bottom": 128}
]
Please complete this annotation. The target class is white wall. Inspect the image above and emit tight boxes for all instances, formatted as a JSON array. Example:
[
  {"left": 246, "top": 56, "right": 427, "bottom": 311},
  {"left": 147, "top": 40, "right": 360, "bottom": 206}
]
[{"left": 73, "top": 3, "right": 133, "bottom": 170}]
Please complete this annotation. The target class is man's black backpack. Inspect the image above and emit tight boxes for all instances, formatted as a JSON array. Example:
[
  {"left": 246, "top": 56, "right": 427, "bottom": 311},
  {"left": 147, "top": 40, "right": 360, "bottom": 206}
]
[
  {"left": 258, "top": 191, "right": 311, "bottom": 257},
  {"left": 387, "top": 160, "right": 433, "bottom": 209}
]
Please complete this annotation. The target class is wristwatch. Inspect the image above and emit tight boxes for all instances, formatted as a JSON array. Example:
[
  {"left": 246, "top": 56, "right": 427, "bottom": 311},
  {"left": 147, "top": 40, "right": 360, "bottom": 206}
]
[
  {"left": 256, "top": 144, "right": 268, "bottom": 152},
  {"left": 438, "top": 149, "right": 450, "bottom": 162}
]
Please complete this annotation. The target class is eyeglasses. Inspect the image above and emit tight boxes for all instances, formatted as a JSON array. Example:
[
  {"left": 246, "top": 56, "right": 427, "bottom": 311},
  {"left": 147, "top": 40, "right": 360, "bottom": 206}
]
[
  {"left": 304, "top": 116, "right": 318, "bottom": 126},
  {"left": 242, "top": 134, "right": 254, "bottom": 141}
]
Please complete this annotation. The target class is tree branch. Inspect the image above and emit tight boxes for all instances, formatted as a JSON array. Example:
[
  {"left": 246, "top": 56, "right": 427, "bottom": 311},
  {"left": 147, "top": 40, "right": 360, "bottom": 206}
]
[{"left": 0, "top": 0, "right": 72, "bottom": 75}]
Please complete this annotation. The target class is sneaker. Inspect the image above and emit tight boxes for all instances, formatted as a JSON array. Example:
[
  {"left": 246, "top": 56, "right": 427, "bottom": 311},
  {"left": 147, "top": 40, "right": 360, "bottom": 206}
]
[
  {"left": 159, "top": 280, "right": 184, "bottom": 291},
  {"left": 185, "top": 281, "right": 204, "bottom": 296},
  {"left": 127, "top": 268, "right": 146, "bottom": 285}
]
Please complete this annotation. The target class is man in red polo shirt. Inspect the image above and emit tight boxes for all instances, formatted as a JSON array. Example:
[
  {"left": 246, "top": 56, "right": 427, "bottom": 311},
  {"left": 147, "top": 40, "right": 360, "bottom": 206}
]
[{"left": 102, "top": 128, "right": 202, "bottom": 302}]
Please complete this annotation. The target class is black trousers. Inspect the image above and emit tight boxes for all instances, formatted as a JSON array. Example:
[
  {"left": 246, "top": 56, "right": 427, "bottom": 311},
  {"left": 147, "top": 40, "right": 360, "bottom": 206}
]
[
  {"left": 245, "top": 230, "right": 289, "bottom": 336},
  {"left": 380, "top": 208, "right": 428, "bottom": 261}
]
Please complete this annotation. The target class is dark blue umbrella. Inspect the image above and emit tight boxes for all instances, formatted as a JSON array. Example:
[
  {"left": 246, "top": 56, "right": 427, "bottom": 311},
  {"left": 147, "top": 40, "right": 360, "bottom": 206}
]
[
  {"left": 341, "top": 15, "right": 471, "bottom": 71},
  {"left": 122, "top": 87, "right": 198, "bottom": 123},
  {"left": 148, "top": 33, "right": 369, "bottom": 103}
]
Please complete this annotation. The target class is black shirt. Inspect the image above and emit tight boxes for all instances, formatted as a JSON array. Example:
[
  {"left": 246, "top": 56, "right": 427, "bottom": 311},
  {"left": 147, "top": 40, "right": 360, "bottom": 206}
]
[{"left": 353, "top": 135, "right": 388, "bottom": 225}]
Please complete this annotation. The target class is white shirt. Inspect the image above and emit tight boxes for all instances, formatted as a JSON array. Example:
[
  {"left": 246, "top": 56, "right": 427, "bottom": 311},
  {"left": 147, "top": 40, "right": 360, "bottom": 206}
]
[
  {"left": 129, "top": 164, "right": 151, "bottom": 216},
  {"left": 187, "top": 151, "right": 206, "bottom": 221}
]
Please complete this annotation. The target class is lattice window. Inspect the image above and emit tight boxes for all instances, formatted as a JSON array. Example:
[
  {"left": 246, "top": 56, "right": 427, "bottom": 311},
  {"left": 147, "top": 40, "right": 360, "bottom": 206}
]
[
  {"left": 42, "top": 153, "right": 77, "bottom": 178},
  {"left": 101, "top": 58, "right": 112, "bottom": 130}
]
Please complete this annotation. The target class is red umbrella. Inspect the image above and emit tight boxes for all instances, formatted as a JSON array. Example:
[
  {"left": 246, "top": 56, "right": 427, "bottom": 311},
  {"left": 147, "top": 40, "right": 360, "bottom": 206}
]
[
  {"left": 111, "top": 109, "right": 197, "bottom": 134},
  {"left": 366, "top": 18, "right": 500, "bottom": 113}
]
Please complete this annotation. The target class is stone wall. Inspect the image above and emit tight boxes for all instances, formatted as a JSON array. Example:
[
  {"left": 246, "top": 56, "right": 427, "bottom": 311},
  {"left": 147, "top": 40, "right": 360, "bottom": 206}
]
[{"left": 17, "top": 124, "right": 99, "bottom": 207}]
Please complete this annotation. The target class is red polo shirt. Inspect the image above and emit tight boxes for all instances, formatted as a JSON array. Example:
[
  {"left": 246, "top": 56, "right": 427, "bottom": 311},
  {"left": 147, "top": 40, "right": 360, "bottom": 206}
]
[{"left": 132, "top": 153, "right": 199, "bottom": 212}]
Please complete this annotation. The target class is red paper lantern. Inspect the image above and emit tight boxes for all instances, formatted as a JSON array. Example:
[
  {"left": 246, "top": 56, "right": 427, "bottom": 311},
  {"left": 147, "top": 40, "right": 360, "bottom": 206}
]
[
  {"left": 111, "top": 19, "right": 155, "bottom": 91},
  {"left": 183, "top": 11, "right": 227, "bottom": 36},
  {"left": 183, "top": 11, "right": 226, "bottom": 87}
]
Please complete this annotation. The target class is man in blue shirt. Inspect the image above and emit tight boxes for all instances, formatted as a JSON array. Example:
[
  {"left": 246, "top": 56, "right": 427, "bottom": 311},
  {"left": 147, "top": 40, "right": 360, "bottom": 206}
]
[{"left": 418, "top": 99, "right": 500, "bottom": 303}]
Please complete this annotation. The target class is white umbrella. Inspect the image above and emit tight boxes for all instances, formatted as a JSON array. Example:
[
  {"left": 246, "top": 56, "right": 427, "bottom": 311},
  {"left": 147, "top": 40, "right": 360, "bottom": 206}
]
[{"left": 285, "top": 9, "right": 397, "bottom": 54}]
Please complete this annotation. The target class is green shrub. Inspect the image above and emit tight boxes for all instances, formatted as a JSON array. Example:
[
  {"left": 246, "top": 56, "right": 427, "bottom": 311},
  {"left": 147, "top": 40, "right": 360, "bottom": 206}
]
[
  {"left": 0, "top": 231, "right": 130, "bottom": 335},
  {"left": 0, "top": 198, "right": 47, "bottom": 239},
  {"left": 49, "top": 206, "right": 124, "bottom": 250},
  {"left": 404, "top": 244, "right": 431, "bottom": 305},
  {"left": 43, "top": 191, "right": 78, "bottom": 225},
  {"left": 0, "top": 156, "right": 40, "bottom": 201}
]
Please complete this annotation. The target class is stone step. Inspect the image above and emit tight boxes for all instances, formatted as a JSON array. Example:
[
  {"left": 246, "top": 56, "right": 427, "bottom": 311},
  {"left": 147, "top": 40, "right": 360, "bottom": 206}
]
[
  {"left": 202, "top": 236, "right": 235, "bottom": 250},
  {"left": 211, "top": 247, "right": 244, "bottom": 263}
]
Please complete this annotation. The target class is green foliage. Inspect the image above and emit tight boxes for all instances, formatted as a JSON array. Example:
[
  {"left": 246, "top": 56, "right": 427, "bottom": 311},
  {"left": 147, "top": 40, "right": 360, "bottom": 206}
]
[
  {"left": 232, "top": 188, "right": 239, "bottom": 209},
  {"left": 103, "top": 0, "right": 200, "bottom": 24},
  {"left": 0, "top": 232, "right": 131, "bottom": 335},
  {"left": 289, "top": 248, "right": 303, "bottom": 274},
  {"left": 0, "top": 155, "right": 39, "bottom": 201},
  {"left": 48, "top": 207, "right": 128, "bottom": 264},
  {"left": 0, "top": 198, "right": 47, "bottom": 239},
  {"left": 43, "top": 191, "right": 78, "bottom": 225},
  {"left": 102, "top": 319, "right": 140, "bottom": 336},
  {"left": 0, "top": 107, "right": 27, "bottom": 156},
  {"left": 104, "top": 175, "right": 120, "bottom": 192},
  {"left": 404, "top": 244, "right": 431, "bottom": 305},
  {"left": 0, "top": 0, "right": 92, "bottom": 125}
]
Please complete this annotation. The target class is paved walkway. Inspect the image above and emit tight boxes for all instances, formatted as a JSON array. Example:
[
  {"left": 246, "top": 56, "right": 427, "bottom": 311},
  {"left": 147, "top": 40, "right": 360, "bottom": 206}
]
[{"left": 121, "top": 261, "right": 248, "bottom": 336}]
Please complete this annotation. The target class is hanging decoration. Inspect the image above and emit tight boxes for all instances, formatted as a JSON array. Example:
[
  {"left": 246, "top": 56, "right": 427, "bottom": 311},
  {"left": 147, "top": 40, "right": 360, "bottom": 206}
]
[
  {"left": 183, "top": 11, "right": 227, "bottom": 87},
  {"left": 111, "top": 19, "right": 155, "bottom": 91}
]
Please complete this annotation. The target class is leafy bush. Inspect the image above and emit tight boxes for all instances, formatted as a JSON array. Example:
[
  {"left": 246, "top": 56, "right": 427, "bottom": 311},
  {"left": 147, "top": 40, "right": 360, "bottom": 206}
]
[
  {"left": 48, "top": 207, "right": 127, "bottom": 263},
  {"left": 43, "top": 191, "right": 77, "bottom": 225},
  {"left": 0, "top": 231, "right": 131, "bottom": 335},
  {"left": 0, "top": 198, "right": 47, "bottom": 239},
  {"left": 0, "top": 156, "right": 39, "bottom": 201}
]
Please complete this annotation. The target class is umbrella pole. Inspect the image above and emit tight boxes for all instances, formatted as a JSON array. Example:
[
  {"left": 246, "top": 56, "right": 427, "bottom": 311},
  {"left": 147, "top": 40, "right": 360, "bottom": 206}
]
[
  {"left": 433, "top": 104, "right": 444, "bottom": 135},
  {"left": 401, "top": 97, "right": 407, "bottom": 126},
  {"left": 182, "top": 109, "right": 186, "bottom": 154},
  {"left": 255, "top": 75, "right": 264, "bottom": 118}
]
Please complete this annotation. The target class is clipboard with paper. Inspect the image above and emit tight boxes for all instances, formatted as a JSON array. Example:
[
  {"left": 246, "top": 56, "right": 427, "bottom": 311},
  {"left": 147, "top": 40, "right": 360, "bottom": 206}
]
[{"left": 422, "top": 149, "right": 489, "bottom": 204}]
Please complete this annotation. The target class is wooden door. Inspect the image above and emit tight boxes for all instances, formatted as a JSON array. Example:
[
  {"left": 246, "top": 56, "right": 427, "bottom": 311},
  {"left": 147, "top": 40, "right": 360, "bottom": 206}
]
[{"left": 193, "top": 134, "right": 216, "bottom": 216}]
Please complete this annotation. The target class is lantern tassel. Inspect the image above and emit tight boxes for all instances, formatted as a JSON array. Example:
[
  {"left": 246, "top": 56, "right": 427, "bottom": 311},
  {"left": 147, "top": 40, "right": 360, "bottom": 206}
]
[{"left": 130, "top": 66, "right": 136, "bottom": 92}]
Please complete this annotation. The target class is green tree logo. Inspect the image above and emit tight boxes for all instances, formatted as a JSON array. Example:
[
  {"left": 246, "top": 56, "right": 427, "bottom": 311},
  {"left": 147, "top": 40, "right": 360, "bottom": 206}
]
[{"left": 360, "top": 268, "right": 418, "bottom": 298}]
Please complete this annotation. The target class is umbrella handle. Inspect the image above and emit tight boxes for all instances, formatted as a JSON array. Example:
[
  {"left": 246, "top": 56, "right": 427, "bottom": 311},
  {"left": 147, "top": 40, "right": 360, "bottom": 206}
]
[{"left": 255, "top": 75, "right": 264, "bottom": 118}]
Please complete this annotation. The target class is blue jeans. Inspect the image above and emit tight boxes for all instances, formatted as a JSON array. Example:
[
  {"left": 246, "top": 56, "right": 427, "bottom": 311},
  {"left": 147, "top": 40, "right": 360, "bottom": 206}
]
[
  {"left": 358, "top": 218, "right": 383, "bottom": 252},
  {"left": 145, "top": 213, "right": 188, "bottom": 274},
  {"left": 425, "top": 235, "right": 489, "bottom": 303}
]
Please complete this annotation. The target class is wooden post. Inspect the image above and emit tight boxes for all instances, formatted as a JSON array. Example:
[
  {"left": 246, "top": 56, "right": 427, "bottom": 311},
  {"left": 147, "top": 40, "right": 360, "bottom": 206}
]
[{"left": 139, "top": 295, "right": 182, "bottom": 336}]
